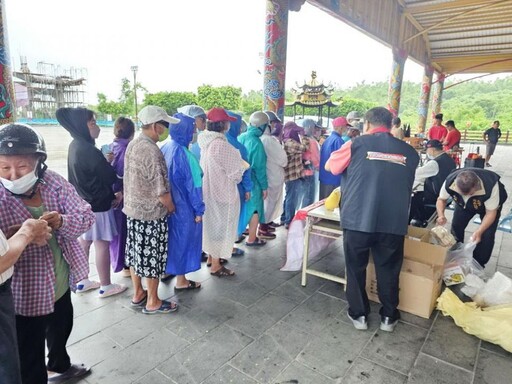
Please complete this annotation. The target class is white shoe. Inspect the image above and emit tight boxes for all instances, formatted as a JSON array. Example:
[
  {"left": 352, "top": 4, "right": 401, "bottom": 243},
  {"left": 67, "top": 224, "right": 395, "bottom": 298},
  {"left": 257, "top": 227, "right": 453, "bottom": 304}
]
[
  {"left": 380, "top": 316, "right": 399, "bottom": 332},
  {"left": 98, "top": 283, "right": 127, "bottom": 298},
  {"left": 347, "top": 312, "right": 368, "bottom": 330}
]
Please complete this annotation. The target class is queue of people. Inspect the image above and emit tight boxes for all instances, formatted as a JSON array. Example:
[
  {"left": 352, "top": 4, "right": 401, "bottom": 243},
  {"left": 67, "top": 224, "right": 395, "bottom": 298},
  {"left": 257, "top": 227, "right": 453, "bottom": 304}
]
[{"left": 0, "top": 103, "right": 508, "bottom": 384}]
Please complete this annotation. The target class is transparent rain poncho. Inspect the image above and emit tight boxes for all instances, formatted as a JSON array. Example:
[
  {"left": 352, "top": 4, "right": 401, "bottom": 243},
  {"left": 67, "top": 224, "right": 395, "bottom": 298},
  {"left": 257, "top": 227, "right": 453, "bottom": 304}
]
[{"left": 198, "top": 130, "right": 246, "bottom": 259}]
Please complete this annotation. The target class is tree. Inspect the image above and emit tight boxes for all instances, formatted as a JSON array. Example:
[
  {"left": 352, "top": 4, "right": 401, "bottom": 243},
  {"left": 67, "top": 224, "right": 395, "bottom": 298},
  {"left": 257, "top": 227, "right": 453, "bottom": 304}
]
[
  {"left": 197, "top": 85, "right": 242, "bottom": 111},
  {"left": 96, "top": 92, "right": 128, "bottom": 116},
  {"left": 143, "top": 92, "right": 197, "bottom": 115},
  {"left": 95, "top": 78, "right": 147, "bottom": 119}
]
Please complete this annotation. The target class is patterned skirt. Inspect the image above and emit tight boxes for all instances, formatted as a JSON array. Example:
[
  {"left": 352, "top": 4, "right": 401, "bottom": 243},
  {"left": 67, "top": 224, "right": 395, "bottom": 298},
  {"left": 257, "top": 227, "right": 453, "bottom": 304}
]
[{"left": 125, "top": 217, "right": 168, "bottom": 278}]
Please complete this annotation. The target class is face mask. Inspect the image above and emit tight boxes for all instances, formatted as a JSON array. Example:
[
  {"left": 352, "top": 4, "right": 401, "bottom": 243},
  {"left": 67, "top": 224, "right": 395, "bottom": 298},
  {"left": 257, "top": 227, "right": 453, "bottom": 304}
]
[
  {"left": 158, "top": 128, "right": 169, "bottom": 142},
  {"left": 0, "top": 170, "right": 39, "bottom": 195},
  {"left": 427, "top": 153, "right": 435, "bottom": 160}
]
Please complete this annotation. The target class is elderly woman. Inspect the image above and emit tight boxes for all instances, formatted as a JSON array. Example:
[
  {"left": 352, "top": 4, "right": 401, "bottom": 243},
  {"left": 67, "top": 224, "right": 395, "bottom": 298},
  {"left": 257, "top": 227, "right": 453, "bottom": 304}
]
[
  {"left": 0, "top": 123, "right": 94, "bottom": 383},
  {"left": 198, "top": 108, "right": 247, "bottom": 277},
  {"left": 160, "top": 113, "right": 204, "bottom": 291},
  {"left": 178, "top": 105, "right": 207, "bottom": 161},
  {"left": 281, "top": 122, "right": 309, "bottom": 228},
  {"left": 298, "top": 119, "right": 321, "bottom": 208}
]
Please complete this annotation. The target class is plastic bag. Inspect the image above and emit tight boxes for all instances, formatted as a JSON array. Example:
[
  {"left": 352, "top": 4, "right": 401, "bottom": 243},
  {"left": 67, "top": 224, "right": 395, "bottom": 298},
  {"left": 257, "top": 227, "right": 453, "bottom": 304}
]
[
  {"left": 437, "top": 288, "right": 512, "bottom": 352},
  {"left": 430, "top": 225, "right": 457, "bottom": 248},
  {"left": 461, "top": 272, "right": 512, "bottom": 307},
  {"left": 442, "top": 242, "right": 484, "bottom": 286}
]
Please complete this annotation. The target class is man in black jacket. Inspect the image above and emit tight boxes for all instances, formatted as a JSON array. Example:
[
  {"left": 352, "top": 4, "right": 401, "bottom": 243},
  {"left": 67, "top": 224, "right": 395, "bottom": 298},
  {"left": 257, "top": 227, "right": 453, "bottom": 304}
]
[
  {"left": 436, "top": 168, "right": 508, "bottom": 267},
  {"left": 326, "top": 107, "right": 419, "bottom": 332},
  {"left": 410, "top": 140, "right": 456, "bottom": 226}
]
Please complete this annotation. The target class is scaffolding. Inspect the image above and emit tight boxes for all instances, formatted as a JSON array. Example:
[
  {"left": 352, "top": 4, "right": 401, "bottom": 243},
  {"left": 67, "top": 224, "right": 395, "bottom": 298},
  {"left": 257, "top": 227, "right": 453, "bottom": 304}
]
[{"left": 13, "top": 57, "right": 87, "bottom": 119}]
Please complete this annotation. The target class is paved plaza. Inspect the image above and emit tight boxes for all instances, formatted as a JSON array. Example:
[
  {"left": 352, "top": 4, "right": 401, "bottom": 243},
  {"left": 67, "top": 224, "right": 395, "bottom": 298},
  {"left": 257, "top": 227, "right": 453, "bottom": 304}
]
[{"left": 38, "top": 126, "right": 512, "bottom": 384}]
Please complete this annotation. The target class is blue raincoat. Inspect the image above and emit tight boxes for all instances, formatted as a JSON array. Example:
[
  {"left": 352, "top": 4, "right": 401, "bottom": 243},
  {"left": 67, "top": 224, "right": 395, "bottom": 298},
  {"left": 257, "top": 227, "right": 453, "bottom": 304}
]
[
  {"left": 226, "top": 111, "right": 253, "bottom": 236},
  {"left": 161, "top": 113, "right": 205, "bottom": 275},
  {"left": 238, "top": 124, "right": 268, "bottom": 226}
]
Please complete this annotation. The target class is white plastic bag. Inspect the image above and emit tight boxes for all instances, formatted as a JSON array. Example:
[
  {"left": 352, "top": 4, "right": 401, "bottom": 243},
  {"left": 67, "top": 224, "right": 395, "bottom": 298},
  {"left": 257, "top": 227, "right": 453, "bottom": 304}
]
[{"left": 461, "top": 272, "right": 512, "bottom": 307}]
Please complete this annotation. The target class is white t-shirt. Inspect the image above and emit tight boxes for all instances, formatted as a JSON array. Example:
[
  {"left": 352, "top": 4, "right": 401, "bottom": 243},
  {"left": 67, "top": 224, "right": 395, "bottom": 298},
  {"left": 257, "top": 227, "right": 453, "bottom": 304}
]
[
  {"left": 439, "top": 179, "right": 500, "bottom": 210},
  {"left": 0, "top": 230, "right": 13, "bottom": 284}
]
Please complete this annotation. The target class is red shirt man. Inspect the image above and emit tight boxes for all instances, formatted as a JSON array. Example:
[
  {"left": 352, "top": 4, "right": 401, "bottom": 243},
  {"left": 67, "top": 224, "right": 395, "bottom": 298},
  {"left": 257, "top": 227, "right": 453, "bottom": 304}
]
[
  {"left": 428, "top": 113, "right": 447, "bottom": 142},
  {"left": 443, "top": 120, "right": 461, "bottom": 151}
]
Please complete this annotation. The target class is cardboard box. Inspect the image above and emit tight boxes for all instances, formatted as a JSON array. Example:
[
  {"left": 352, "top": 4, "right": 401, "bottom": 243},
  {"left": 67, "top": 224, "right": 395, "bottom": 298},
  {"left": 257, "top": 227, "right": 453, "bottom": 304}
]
[{"left": 366, "top": 226, "right": 448, "bottom": 319}]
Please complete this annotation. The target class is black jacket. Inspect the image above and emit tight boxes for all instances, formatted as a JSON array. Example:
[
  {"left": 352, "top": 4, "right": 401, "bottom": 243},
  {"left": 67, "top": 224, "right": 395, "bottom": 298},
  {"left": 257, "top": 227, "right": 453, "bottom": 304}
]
[{"left": 57, "top": 108, "right": 116, "bottom": 212}]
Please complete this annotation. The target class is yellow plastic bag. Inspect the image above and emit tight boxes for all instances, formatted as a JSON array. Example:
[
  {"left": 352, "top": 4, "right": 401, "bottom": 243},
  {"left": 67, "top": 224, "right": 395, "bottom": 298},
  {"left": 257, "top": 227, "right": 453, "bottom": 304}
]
[
  {"left": 437, "top": 288, "right": 512, "bottom": 352},
  {"left": 325, "top": 187, "right": 341, "bottom": 211}
]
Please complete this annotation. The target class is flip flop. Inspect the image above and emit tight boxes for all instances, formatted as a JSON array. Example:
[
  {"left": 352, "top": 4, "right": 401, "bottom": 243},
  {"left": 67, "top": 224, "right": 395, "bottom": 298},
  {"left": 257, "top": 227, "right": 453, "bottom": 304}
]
[
  {"left": 210, "top": 266, "right": 235, "bottom": 278},
  {"left": 206, "top": 258, "right": 228, "bottom": 267},
  {"left": 130, "top": 292, "right": 148, "bottom": 307},
  {"left": 47, "top": 363, "right": 90, "bottom": 382},
  {"left": 231, "top": 248, "right": 245, "bottom": 257},
  {"left": 142, "top": 300, "right": 178, "bottom": 315},
  {"left": 174, "top": 280, "right": 202, "bottom": 291},
  {"left": 246, "top": 238, "right": 267, "bottom": 247}
]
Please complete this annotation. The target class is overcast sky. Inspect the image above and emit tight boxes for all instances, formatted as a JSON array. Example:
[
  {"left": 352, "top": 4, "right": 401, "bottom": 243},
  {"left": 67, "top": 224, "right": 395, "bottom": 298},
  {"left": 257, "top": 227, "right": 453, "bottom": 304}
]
[{"left": 6, "top": 0, "right": 428, "bottom": 105}]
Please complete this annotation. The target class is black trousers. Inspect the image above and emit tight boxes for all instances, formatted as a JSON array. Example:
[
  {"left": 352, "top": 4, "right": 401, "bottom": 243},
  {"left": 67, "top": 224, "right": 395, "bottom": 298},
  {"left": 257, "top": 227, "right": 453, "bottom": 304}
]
[
  {"left": 451, "top": 205, "right": 502, "bottom": 267},
  {"left": 319, "top": 183, "right": 337, "bottom": 200},
  {"left": 343, "top": 230, "right": 404, "bottom": 320},
  {"left": 0, "top": 280, "right": 22, "bottom": 384},
  {"left": 409, "top": 192, "right": 436, "bottom": 223},
  {"left": 16, "top": 289, "right": 73, "bottom": 384}
]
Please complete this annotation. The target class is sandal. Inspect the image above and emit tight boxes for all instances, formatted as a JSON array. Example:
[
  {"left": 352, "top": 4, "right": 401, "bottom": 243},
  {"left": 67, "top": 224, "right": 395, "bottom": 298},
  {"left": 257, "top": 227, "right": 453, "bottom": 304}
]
[
  {"left": 130, "top": 292, "right": 148, "bottom": 307},
  {"left": 206, "top": 258, "right": 228, "bottom": 267},
  {"left": 258, "top": 230, "right": 276, "bottom": 240},
  {"left": 174, "top": 280, "right": 202, "bottom": 291},
  {"left": 234, "top": 234, "right": 246, "bottom": 244},
  {"left": 142, "top": 300, "right": 178, "bottom": 315},
  {"left": 210, "top": 266, "right": 235, "bottom": 278},
  {"left": 231, "top": 248, "right": 245, "bottom": 257},
  {"left": 246, "top": 237, "right": 267, "bottom": 247}
]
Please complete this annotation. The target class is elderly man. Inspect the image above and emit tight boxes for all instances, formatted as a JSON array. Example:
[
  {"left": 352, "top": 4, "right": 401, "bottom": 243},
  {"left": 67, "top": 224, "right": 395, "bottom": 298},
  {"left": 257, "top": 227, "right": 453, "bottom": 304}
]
[
  {"left": 437, "top": 168, "right": 508, "bottom": 267},
  {"left": 410, "top": 140, "right": 456, "bottom": 227},
  {"left": 326, "top": 107, "right": 419, "bottom": 332},
  {"left": 319, "top": 116, "right": 350, "bottom": 199},
  {"left": 0, "top": 123, "right": 95, "bottom": 383}
]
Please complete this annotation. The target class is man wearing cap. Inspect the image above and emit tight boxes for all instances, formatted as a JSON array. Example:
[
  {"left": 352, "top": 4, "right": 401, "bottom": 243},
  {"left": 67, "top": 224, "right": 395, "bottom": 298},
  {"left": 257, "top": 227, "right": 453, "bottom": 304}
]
[
  {"left": 437, "top": 168, "right": 507, "bottom": 267},
  {"left": 177, "top": 105, "right": 207, "bottom": 161},
  {"left": 409, "top": 140, "right": 456, "bottom": 227},
  {"left": 326, "top": 107, "right": 419, "bottom": 332},
  {"left": 319, "top": 116, "right": 350, "bottom": 199},
  {"left": 124, "top": 105, "right": 179, "bottom": 314}
]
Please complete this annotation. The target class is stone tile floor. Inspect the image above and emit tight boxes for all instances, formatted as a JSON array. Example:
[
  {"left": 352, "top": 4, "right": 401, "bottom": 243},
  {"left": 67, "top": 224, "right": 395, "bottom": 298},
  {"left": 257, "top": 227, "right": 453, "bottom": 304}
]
[{"left": 58, "top": 144, "right": 512, "bottom": 384}]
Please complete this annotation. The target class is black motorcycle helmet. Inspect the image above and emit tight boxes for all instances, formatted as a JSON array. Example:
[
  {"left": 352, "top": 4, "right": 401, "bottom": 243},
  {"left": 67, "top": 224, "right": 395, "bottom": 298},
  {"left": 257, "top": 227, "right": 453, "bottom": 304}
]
[{"left": 0, "top": 123, "right": 48, "bottom": 194}]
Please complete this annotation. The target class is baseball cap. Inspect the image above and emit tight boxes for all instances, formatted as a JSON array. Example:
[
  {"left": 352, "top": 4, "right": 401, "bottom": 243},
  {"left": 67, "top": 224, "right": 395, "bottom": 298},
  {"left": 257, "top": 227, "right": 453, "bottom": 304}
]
[
  {"left": 426, "top": 139, "right": 443, "bottom": 149},
  {"left": 138, "top": 106, "right": 180, "bottom": 125},
  {"left": 347, "top": 111, "right": 362, "bottom": 121},
  {"left": 207, "top": 108, "right": 237, "bottom": 123},
  {"left": 264, "top": 111, "right": 281, "bottom": 123},
  {"left": 332, "top": 116, "right": 352, "bottom": 128},
  {"left": 177, "top": 105, "right": 206, "bottom": 119}
]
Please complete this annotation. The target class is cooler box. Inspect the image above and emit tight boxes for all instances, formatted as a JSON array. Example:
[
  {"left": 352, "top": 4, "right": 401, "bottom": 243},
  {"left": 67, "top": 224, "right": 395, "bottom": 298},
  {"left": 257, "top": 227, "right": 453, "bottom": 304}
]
[{"left": 464, "top": 157, "right": 485, "bottom": 168}]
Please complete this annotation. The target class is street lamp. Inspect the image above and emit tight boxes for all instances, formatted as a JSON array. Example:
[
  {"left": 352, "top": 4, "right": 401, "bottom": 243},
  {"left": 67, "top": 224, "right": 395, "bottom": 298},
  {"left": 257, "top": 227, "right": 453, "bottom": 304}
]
[{"left": 130, "top": 65, "right": 138, "bottom": 124}]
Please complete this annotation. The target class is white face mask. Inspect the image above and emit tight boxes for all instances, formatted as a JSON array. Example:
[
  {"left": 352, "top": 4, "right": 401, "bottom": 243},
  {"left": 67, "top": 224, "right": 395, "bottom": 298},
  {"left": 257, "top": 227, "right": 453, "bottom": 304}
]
[
  {"left": 426, "top": 153, "right": 435, "bottom": 160},
  {"left": 0, "top": 170, "right": 39, "bottom": 195}
]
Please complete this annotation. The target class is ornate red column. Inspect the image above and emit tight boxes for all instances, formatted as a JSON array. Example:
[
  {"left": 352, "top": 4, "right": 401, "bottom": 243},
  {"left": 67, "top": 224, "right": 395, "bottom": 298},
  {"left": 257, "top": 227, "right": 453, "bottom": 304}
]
[
  {"left": 417, "top": 65, "right": 434, "bottom": 134},
  {"left": 387, "top": 47, "right": 408, "bottom": 117},
  {"left": 263, "top": 0, "right": 289, "bottom": 121},
  {"left": 0, "top": 0, "right": 15, "bottom": 124},
  {"left": 431, "top": 72, "right": 446, "bottom": 120}
]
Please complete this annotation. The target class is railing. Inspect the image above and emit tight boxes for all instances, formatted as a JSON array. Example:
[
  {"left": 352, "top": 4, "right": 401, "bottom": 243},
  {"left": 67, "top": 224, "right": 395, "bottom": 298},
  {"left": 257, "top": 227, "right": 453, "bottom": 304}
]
[{"left": 460, "top": 130, "right": 509, "bottom": 144}]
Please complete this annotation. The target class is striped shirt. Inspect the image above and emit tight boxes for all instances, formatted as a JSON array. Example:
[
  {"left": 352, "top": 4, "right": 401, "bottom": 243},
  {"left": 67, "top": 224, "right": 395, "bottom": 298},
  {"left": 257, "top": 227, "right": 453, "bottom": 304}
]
[{"left": 0, "top": 170, "right": 94, "bottom": 316}]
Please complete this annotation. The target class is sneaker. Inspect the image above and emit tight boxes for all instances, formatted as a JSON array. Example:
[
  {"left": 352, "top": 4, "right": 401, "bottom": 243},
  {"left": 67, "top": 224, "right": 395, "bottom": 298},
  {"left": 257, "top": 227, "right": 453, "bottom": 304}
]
[
  {"left": 268, "top": 222, "right": 282, "bottom": 228},
  {"left": 485, "top": 163, "right": 492, "bottom": 167},
  {"left": 380, "top": 316, "right": 399, "bottom": 332},
  {"left": 347, "top": 312, "right": 368, "bottom": 330},
  {"left": 48, "top": 363, "right": 90, "bottom": 382},
  {"left": 76, "top": 279, "right": 100, "bottom": 293},
  {"left": 98, "top": 283, "right": 127, "bottom": 298}
]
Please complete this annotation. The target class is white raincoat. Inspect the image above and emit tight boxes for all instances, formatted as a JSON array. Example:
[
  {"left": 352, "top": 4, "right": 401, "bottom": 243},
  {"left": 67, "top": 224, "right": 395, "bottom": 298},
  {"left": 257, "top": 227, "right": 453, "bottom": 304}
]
[
  {"left": 198, "top": 131, "right": 246, "bottom": 259},
  {"left": 261, "top": 131, "right": 287, "bottom": 223}
]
